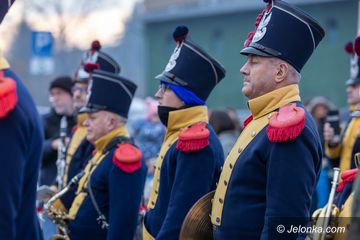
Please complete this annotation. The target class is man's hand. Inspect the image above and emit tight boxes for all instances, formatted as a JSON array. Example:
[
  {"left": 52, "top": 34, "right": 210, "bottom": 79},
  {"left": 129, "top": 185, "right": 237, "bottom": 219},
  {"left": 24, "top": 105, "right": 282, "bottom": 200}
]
[{"left": 51, "top": 137, "right": 70, "bottom": 150}]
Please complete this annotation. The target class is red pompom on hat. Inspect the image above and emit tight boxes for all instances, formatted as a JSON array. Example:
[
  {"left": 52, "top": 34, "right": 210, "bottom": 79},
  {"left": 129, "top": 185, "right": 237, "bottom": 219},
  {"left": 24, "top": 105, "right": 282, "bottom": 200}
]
[
  {"left": 344, "top": 41, "right": 354, "bottom": 54},
  {"left": 173, "top": 26, "right": 189, "bottom": 45},
  {"left": 84, "top": 63, "right": 100, "bottom": 73},
  {"left": 354, "top": 36, "right": 360, "bottom": 57},
  {"left": 91, "top": 40, "right": 101, "bottom": 51}
]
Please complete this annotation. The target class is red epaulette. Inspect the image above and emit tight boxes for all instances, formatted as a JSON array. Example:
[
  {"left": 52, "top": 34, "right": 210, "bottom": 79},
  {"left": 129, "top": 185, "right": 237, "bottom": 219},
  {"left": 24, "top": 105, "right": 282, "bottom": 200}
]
[
  {"left": 112, "top": 143, "right": 142, "bottom": 173},
  {"left": 0, "top": 71, "right": 17, "bottom": 119},
  {"left": 337, "top": 168, "right": 358, "bottom": 192},
  {"left": 243, "top": 114, "right": 253, "bottom": 128},
  {"left": 266, "top": 103, "right": 305, "bottom": 143},
  {"left": 176, "top": 122, "right": 210, "bottom": 152}
]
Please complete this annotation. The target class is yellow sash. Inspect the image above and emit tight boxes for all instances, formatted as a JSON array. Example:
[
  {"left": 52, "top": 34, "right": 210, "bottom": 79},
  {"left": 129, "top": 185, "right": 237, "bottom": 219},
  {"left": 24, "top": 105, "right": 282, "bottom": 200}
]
[
  {"left": 63, "top": 113, "right": 88, "bottom": 185},
  {"left": 68, "top": 152, "right": 107, "bottom": 219},
  {"left": 143, "top": 223, "right": 155, "bottom": 240},
  {"left": 68, "top": 126, "right": 129, "bottom": 219}
]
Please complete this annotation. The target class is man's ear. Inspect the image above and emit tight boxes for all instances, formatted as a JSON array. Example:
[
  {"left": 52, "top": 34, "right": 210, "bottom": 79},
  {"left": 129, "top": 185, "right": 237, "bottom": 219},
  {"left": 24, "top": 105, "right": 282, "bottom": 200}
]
[{"left": 275, "top": 62, "right": 289, "bottom": 83}]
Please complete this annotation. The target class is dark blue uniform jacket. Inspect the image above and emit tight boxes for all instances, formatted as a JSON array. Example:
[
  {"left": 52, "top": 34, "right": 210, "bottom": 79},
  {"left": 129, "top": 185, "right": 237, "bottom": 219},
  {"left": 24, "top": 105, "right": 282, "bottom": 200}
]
[{"left": 0, "top": 67, "right": 44, "bottom": 240}]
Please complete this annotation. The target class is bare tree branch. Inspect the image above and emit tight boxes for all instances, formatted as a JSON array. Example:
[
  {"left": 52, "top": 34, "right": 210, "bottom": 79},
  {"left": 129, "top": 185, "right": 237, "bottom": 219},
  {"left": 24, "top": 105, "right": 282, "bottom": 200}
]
[{"left": 22, "top": 0, "right": 112, "bottom": 50}]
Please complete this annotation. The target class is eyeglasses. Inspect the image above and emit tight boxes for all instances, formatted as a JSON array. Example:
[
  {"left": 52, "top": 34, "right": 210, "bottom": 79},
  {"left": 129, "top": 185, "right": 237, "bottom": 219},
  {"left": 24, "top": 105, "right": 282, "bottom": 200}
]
[
  {"left": 72, "top": 86, "right": 88, "bottom": 94},
  {"left": 158, "top": 84, "right": 170, "bottom": 95}
]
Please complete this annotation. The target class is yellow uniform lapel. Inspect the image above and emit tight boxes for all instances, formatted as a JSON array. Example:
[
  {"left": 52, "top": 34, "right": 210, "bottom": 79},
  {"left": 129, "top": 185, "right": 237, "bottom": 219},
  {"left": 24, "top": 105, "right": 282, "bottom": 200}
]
[
  {"left": 211, "top": 84, "right": 301, "bottom": 226},
  {"left": 147, "top": 106, "right": 208, "bottom": 209}
]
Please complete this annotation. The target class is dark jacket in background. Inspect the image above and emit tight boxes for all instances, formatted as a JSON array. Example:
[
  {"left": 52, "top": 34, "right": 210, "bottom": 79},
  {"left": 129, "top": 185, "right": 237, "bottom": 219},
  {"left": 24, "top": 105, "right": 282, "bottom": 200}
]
[{"left": 40, "top": 109, "right": 76, "bottom": 186}]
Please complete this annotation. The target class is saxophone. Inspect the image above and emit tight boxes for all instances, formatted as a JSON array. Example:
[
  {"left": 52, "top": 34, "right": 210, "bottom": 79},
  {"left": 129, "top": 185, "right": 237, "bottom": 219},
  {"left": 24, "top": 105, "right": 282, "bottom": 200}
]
[
  {"left": 57, "top": 116, "right": 68, "bottom": 190},
  {"left": 44, "top": 171, "right": 84, "bottom": 240}
]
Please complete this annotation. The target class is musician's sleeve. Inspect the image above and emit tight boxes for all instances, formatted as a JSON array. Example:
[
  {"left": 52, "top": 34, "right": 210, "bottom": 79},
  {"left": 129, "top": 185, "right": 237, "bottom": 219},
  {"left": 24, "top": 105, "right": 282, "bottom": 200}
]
[
  {"left": 261, "top": 127, "right": 321, "bottom": 240},
  {"left": 107, "top": 153, "right": 146, "bottom": 240},
  {"left": 0, "top": 110, "right": 25, "bottom": 238}
]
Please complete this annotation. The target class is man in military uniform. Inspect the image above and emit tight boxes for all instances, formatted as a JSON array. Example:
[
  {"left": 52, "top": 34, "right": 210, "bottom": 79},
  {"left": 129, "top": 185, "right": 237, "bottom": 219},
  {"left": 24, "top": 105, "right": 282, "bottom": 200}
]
[
  {"left": 67, "top": 70, "right": 147, "bottom": 239},
  {"left": 211, "top": 1, "right": 324, "bottom": 239},
  {"left": 53, "top": 43, "right": 122, "bottom": 212},
  {"left": 0, "top": 2, "right": 43, "bottom": 239},
  {"left": 143, "top": 26, "right": 226, "bottom": 239},
  {"left": 324, "top": 40, "right": 360, "bottom": 172}
]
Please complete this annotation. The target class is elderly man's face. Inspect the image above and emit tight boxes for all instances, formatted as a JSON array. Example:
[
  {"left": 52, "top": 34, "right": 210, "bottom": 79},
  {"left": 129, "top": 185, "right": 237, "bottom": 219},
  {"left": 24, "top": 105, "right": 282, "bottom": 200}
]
[
  {"left": 83, "top": 111, "right": 111, "bottom": 144},
  {"left": 240, "top": 55, "right": 278, "bottom": 100}
]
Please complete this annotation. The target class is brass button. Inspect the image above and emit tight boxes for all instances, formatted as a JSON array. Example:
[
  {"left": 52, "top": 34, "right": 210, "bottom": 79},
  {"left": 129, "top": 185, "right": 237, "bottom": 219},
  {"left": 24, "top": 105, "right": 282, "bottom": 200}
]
[
  {"left": 238, "top": 147, "right": 242, "bottom": 153},
  {"left": 151, "top": 201, "right": 155, "bottom": 205},
  {"left": 168, "top": 143, "right": 172, "bottom": 147},
  {"left": 229, "top": 163, "right": 233, "bottom": 169},
  {"left": 224, "top": 180, "right": 227, "bottom": 186},
  {"left": 161, "top": 155, "right": 164, "bottom": 159},
  {"left": 219, "top": 198, "right": 223, "bottom": 204},
  {"left": 251, "top": 131, "right": 256, "bottom": 137},
  {"left": 155, "top": 190, "right": 158, "bottom": 194},
  {"left": 216, "top": 217, "right": 221, "bottom": 223}
]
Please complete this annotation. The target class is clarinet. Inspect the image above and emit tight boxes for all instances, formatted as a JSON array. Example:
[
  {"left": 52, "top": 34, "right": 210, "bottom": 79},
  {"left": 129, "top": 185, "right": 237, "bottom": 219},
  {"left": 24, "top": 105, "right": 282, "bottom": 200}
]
[{"left": 56, "top": 116, "right": 68, "bottom": 190}]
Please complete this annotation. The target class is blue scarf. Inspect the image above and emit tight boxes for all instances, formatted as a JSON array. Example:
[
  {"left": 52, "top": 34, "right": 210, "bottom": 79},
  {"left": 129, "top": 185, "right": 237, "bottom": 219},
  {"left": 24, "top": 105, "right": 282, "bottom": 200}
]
[{"left": 162, "top": 82, "right": 205, "bottom": 106}]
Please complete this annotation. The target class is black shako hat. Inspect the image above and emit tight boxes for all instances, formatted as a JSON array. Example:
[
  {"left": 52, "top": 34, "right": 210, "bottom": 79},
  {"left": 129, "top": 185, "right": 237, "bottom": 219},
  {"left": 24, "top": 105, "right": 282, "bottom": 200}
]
[
  {"left": 75, "top": 41, "right": 121, "bottom": 82},
  {"left": 80, "top": 70, "right": 137, "bottom": 119},
  {"left": 155, "top": 26, "right": 226, "bottom": 101},
  {"left": 0, "top": 0, "right": 15, "bottom": 24},
  {"left": 240, "top": 0, "right": 325, "bottom": 73}
]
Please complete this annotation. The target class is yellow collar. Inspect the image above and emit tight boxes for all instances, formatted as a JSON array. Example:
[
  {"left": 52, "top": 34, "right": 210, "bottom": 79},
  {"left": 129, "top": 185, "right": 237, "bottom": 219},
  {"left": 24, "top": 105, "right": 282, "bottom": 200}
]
[
  {"left": 350, "top": 104, "right": 360, "bottom": 113},
  {"left": 167, "top": 106, "right": 208, "bottom": 135},
  {"left": 0, "top": 56, "right": 10, "bottom": 70},
  {"left": 248, "top": 84, "right": 301, "bottom": 119},
  {"left": 77, "top": 113, "right": 88, "bottom": 126},
  {"left": 94, "top": 126, "right": 129, "bottom": 152}
]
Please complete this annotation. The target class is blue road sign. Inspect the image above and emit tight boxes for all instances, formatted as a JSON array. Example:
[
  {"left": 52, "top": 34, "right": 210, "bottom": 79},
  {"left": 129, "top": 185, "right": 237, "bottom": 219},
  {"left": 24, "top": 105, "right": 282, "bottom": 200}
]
[{"left": 31, "top": 31, "right": 54, "bottom": 57}]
